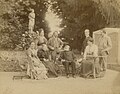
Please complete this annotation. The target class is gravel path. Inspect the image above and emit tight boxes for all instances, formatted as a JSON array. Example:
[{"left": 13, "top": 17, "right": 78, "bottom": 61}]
[{"left": 0, "top": 70, "right": 120, "bottom": 94}]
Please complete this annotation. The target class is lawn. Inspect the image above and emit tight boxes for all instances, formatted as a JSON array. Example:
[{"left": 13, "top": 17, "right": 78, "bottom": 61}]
[{"left": 0, "top": 50, "right": 120, "bottom": 72}]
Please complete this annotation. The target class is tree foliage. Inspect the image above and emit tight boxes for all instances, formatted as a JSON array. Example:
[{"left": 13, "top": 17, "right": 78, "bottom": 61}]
[
  {"left": 54, "top": 0, "right": 107, "bottom": 50},
  {"left": 0, "top": 0, "right": 49, "bottom": 50},
  {"left": 0, "top": 0, "right": 115, "bottom": 51}
]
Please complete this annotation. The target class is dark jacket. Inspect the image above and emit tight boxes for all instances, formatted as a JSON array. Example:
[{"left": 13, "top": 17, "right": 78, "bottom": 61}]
[
  {"left": 81, "top": 36, "right": 92, "bottom": 53},
  {"left": 37, "top": 49, "right": 50, "bottom": 61},
  {"left": 60, "top": 51, "right": 76, "bottom": 62}
]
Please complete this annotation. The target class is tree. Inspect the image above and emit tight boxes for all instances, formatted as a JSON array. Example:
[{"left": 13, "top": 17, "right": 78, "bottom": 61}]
[
  {"left": 0, "top": 0, "right": 49, "bottom": 50},
  {"left": 0, "top": 0, "right": 119, "bottom": 51},
  {"left": 52, "top": 0, "right": 107, "bottom": 50}
]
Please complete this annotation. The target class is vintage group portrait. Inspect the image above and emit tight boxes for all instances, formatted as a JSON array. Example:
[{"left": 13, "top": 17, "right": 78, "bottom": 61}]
[{"left": 0, "top": 0, "right": 120, "bottom": 94}]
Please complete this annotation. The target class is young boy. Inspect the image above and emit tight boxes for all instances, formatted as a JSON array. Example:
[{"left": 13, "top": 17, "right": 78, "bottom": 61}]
[{"left": 60, "top": 45, "right": 76, "bottom": 78}]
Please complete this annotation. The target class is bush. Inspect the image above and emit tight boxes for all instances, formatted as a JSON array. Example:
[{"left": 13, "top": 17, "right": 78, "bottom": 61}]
[
  {"left": 0, "top": 51, "right": 28, "bottom": 72},
  {"left": 0, "top": 59, "right": 21, "bottom": 72}
]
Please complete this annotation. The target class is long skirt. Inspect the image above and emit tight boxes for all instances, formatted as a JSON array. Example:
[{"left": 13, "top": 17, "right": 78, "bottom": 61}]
[
  {"left": 42, "top": 61, "right": 58, "bottom": 77},
  {"left": 27, "top": 57, "right": 48, "bottom": 80},
  {"left": 80, "top": 57, "right": 100, "bottom": 78}
]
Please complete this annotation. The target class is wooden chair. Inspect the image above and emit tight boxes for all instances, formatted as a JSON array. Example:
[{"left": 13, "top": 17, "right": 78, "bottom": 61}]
[{"left": 92, "top": 56, "right": 107, "bottom": 78}]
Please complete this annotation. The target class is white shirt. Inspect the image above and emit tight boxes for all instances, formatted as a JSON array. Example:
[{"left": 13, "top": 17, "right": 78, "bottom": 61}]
[{"left": 83, "top": 44, "right": 98, "bottom": 59}]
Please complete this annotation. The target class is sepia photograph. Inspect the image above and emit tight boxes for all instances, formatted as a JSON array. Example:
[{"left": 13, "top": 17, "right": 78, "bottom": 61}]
[{"left": 0, "top": 0, "right": 120, "bottom": 94}]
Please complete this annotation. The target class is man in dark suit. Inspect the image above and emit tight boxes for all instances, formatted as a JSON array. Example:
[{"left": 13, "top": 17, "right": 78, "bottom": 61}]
[{"left": 81, "top": 29, "right": 92, "bottom": 55}]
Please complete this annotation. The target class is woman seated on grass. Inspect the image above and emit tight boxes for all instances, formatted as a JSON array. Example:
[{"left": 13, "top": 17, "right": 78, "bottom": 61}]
[
  {"left": 26, "top": 42, "right": 48, "bottom": 80},
  {"left": 80, "top": 38, "right": 101, "bottom": 78}
]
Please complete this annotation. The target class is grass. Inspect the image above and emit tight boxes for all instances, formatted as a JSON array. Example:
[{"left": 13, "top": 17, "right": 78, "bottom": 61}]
[
  {"left": 0, "top": 50, "right": 120, "bottom": 72},
  {"left": 0, "top": 50, "right": 27, "bottom": 72}
]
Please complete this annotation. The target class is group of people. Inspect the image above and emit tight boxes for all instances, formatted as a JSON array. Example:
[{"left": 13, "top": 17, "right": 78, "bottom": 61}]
[
  {"left": 25, "top": 28, "right": 112, "bottom": 80},
  {"left": 80, "top": 29, "right": 112, "bottom": 78},
  {"left": 26, "top": 30, "right": 63, "bottom": 79}
]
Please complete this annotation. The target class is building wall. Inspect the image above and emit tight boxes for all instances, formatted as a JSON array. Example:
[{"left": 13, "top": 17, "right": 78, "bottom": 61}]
[
  {"left": 118, "top": 32, "right": 120, "bottom": 64},
  {"left": 109, "top": 32, "right": 118, "bottom": 64}
]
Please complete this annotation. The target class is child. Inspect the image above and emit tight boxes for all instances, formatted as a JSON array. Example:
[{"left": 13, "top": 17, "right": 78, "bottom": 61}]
[{"left": 60, "top": 45, "right": 76, "bottom": 78}]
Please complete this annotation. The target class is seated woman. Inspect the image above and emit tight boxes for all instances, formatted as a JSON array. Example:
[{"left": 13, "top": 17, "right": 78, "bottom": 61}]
[
  {"left": 80, "top": 38, "right": 100, "bottom": 78},
  {"left": 37, "top": 44, "right": 58, "bottom": 77},
  {"left": 26, "top": 42, "right": 48, "bottom": 80},
  {"left": 37, "top": 29, "right": 47, "bottom": 48}
]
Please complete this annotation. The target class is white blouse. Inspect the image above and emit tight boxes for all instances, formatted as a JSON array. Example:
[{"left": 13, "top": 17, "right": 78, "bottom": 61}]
[{"left": 83, "top": 44, "right": 98, "bottom": 59}]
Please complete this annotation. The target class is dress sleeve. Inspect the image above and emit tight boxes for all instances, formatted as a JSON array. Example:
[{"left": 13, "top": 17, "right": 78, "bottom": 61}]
[
  {"left": 83, "top": 46, "right": 88, "bottom": 59},
  {"left": 44, "top": 37, "right": 48, "bottom": 44},
  {"left": 26, "top": 49, "right": 31, "bottom": 58},
  {"left": 48, "top": 38, "right": 52, "bottom": 46}
]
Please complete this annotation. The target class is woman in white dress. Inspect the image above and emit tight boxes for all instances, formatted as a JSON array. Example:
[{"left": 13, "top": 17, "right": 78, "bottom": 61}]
[
  {"left": 26, "top": 42, "right": 48, "bottom": 80},
  {"left": 80, "top": 38, "right": 100, "bottom": 78}
]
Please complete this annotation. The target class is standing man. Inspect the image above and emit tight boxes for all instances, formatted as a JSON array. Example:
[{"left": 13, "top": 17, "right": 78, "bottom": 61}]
[
  {"left": 98, "top": 30, "right": 112, "bottom": 71},
  {"left": 48, "top": 31, "right": 63, "bottom": 62},
  {"left": 28, "top": 9, "right": 35, "bottom": 33},
  {"left": 81, "top": 29, "right": 92, "bottom": 55}
]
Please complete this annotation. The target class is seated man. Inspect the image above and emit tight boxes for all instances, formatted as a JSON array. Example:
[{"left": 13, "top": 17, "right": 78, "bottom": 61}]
[
  {"left": 60, "top": 45, "right": 76, "bottom": 78},
  {"left": 47, "top": 31, "right": 63, "bottom": 62},
  {"left": 37, "top": 44, "right": 58, "bottom": 77}
]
